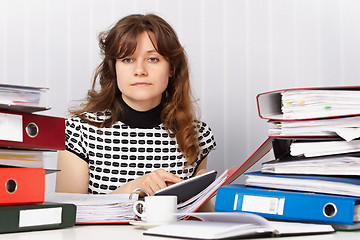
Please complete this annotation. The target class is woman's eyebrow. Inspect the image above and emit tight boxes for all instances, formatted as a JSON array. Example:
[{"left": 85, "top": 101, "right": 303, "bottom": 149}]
[{"left": 146, "top": 49, "right": 159, "bottom": 54}]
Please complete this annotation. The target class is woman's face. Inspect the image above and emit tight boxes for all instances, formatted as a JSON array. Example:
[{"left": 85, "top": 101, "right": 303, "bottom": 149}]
[{"left": 115, "top": 31, "right": 171, "bottom": 111}]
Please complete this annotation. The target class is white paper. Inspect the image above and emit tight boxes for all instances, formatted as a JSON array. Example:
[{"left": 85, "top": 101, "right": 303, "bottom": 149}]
[
  {"left": 46, "top": 193, "right": 138, "bottom": 222},
  {"left": 290, "top": 139, "right": 360, "bottom": 157},
  {"left": 262, "top": 156, "right": 360, "bottom": 176},
  {"left": 281, "top": 90, "right": 360, "bottom": 119},
  {"left": 145, "top": 212, "right": 334, "bottom": 239},
  {"left": 334, "top": 127, "right": 360, "bottom": 142},
  {"left": 268, "top": 116, "right": 360, "bottom": 140},
  {"left": 245, "top": 174, "right": 360, "bottom": 197},
  {"left": 176, "top": 169, "right": 229, "bottom": 219},
  {"left": 46, "top": 169, "right": 231, "bottom": 223},
  {"left": 0, "top": 149, "right": 43, "bottom": 168}
]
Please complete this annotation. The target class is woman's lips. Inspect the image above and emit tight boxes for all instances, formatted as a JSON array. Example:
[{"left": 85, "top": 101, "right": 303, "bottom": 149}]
[{"left": 131, "top": 82, "right": 152, "bottom": 87}]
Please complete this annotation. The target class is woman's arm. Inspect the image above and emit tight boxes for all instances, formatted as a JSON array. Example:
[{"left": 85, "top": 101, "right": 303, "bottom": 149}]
[
  {"left": 55, "top": 150, "right": 90, "bottom": 194},
  {"left": 56, "top": 150, "right": 182, "bottom": 195},
  {"left": 56, "top": 151, "right": 203, "bottom": 196},
  {"left": 194, "top": 157, "right": 208, "bottom": 176},
  {"left": 111, "top": 158, "right": 209, "bottom": 195}
]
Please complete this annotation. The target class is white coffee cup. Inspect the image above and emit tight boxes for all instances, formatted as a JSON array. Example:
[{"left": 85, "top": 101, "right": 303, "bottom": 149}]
[{"left": 133, "top": 195, "right": 177, "bottom": 224}]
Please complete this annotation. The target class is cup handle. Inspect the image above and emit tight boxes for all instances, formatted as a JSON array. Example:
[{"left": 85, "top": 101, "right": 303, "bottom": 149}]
[{"left": 133, "top": 200, "right": 146, "bottom": 219}]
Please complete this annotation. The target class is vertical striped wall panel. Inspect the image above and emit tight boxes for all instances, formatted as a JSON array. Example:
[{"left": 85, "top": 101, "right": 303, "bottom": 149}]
[{"left": 1, "top": 0, "right": 360, "bottom": 190}]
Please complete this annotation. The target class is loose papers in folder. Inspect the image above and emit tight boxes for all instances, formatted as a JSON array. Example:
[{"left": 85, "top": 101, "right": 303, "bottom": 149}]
[
  {"left": 290, "top": 139, "right": 360, "bottom": 157},
  {"left": 268, "top": 116, "right": 360, "bottom": 141},
  {"left": 262, "top": 156, "right": 360, "bottom": 176},
  {"left": 46, "top": 193, "right": 137, "bottom": 223},
  {"left": 281, "top": 90, "right": 360, "bottom": 119}
]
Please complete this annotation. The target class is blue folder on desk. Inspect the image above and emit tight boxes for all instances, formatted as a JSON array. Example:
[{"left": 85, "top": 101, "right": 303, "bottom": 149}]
[{"left": 214, "top": 184, "right": 360, "bottom": 225}]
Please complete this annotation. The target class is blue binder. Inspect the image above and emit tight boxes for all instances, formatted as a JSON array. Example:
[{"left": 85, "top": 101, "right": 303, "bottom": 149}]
[{"left": 214, "top": 184, "right": 360, "bottom": 225}]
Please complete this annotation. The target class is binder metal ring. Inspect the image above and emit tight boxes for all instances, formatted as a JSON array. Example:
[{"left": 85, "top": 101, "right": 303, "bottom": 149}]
[
  {"left": 5, "top": 179, "right": 17, "bottom": 194},
  {"left": 26, "top": 122, "right": 39, "bottom": 138},
  {"left": 129, "top": 187, "right": 150, "bottom": 200},
  {"left": 323, "top": 202, "right": 337, "bottom": 218}
]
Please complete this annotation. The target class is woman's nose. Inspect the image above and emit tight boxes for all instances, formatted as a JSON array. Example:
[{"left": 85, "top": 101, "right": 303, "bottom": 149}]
[{"left": 134, "top": 61, "right": 147, "bottom": 76}]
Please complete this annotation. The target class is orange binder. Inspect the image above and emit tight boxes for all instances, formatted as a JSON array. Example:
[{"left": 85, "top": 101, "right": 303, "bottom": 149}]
[
  {"left": 0, "top": 110, "right": 65, "bottom": 150},
  {"left": 0, "top": 168, "right": 45, "bottom": 205}
]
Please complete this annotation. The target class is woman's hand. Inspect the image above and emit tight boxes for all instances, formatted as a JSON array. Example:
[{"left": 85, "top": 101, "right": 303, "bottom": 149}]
[{"left": 110, "top": 168, "right": 183, "bottom": 196}]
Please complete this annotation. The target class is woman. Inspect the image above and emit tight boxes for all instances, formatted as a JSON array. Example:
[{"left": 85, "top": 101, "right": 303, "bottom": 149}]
[{"left": 56, "top": 13, "right": 216, "bottom": 197}]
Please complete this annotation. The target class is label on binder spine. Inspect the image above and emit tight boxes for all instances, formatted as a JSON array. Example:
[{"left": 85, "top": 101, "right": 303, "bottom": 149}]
[
  {"left": 241, "top": 195, "right": 285, "bottom": 215},
  {"left": 0, "top": 113, "right": 22, "bottom": 142},
  {"left": 19, "top": 207, "right": 62, "bottom": 227}
]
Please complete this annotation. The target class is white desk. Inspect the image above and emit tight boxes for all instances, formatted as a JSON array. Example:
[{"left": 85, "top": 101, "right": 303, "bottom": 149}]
[{"left": 0, "top": 225, "right": 359, "bottom": 240}]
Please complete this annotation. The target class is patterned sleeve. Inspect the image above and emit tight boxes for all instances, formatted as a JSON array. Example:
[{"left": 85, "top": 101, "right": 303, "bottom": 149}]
[
  {"left": 196, "top": 121, "right": 216, "bottom": 164},
  {"left": 65, "top": 116, "right": 89, "bottom": 162}
]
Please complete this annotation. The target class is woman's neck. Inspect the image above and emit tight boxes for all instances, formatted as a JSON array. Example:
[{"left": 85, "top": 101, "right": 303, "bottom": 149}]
[
  {"left": 121, "top": 95, "right": 162, "bottom": 112},
  {"left": 119, "top": 95, "right": 162, "bottom": 128}
]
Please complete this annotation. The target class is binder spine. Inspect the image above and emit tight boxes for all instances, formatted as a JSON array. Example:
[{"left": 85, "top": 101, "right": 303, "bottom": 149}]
[
  {"left": 0, "top": 203, "right": 76, "bottom": 233},
  {"left": 0, "top": 110, "right": 65, "bottom": 150},
  {"left": 0, "top": 168, "right": 45, "bottom": 206}
]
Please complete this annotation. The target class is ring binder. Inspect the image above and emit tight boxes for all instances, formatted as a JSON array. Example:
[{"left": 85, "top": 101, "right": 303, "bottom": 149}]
[
  {"left": 0, "top": 109, "right": 65, "bottom": 150},
  {"left": 215, "top": 184, "right": 360, "bottom": 225}
]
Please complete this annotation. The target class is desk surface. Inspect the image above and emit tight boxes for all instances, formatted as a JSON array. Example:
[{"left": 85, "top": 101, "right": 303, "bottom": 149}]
[{"left": 0, "top": 225, "right": 359, "bottom": 240}]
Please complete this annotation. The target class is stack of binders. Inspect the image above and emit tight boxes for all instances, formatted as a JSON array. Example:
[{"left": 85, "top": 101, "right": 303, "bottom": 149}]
[
  {"left": 215, "top": 86, "right": 360, "bottom": 230},
  {"left": 0, "top": 84, "right": 76, "bottom": 233}
]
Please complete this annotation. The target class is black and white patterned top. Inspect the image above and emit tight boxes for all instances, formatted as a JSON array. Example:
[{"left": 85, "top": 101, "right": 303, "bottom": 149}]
[{"left": 65, "top": 101, "right": 216, "bottom": 194}]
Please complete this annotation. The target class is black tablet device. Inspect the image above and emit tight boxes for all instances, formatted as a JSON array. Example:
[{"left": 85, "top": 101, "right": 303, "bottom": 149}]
[{"left": 154, "top": 170, "right": 217, "bottom": 203}]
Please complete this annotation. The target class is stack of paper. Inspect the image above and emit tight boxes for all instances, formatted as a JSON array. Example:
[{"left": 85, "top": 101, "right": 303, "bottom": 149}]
[
  {"left": 234, "top": 87, "right": 360, "bottom": 230},
  {"left": 46, "top": 193, "right": 137, "bottom": 223},
  {"left": 0, "top": 149, "right": 44, "bottom": 168},
  {"left": 245, "top": 171, "right": 360, "bottom": 198},
  {"left": 290, "top": 139, "right": 360, "bottom": 157},
  {"left": 46, "top": 168, "right": 231, "bottom": 223},
  {"left": 268, "top": 116, "right": 360, "bottom": 141},
  {"left": 281, "top": 90, "right": 360, "bottom": 119},
  {"left": 262, "top": 156, "right": 360, "bottom": 176},
  {"left": 0, "top": 84, "right": 50, "bottom": 112}
]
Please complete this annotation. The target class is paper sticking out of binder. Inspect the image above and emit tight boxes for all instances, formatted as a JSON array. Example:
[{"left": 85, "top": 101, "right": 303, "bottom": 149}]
[
  {"left": 0, "top": 84, "right": 50, "bottom": 113},
  {"left": 257, "top": 86, "right": 360, "bottom": 121},
  {"left": 290, "top": 139, "right": 360, "bottom": 157},
  {"left": 244, "top": 171, "right": 360, "bottom": 199},
  {"left": 267, "top": 116, "right": 360, "bottom": 141}
]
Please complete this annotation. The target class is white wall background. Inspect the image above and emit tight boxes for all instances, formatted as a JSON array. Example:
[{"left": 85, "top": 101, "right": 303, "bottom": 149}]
[{"left": 1, "top": 0, "right": 360, "bottom": 192}]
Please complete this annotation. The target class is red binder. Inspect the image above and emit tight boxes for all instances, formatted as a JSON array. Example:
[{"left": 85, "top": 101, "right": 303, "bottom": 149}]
[
  {"left": 256, "top": 86, "right": 360, "bottom": 121},
  {"left": 0, "top": 168, "right": 45, "bottom": 205},
  {"left": 223, "top": 137, "right": 273, "bottom": 185},
  {"left": 0, "top": 110, "right": 65, "bottom": 150}
]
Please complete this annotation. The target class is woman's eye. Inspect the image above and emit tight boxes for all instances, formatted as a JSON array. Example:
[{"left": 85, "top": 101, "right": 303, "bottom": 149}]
[
  {"left": 122, "top": 58, "right": 132, "bottom": 63},
  {"left": 149, "top": 57, "right": 159, "bottom": 63}
]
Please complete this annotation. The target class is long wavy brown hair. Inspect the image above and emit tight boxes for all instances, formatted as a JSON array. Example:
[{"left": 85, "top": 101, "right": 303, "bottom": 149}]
[{"left": 71, "top": 14, "right": 200, "bottom": 166}]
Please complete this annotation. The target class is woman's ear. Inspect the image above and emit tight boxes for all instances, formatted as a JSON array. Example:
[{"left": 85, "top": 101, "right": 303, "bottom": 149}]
[{"left": 169, "top": 67, "right": 175, "bottom": 78}]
